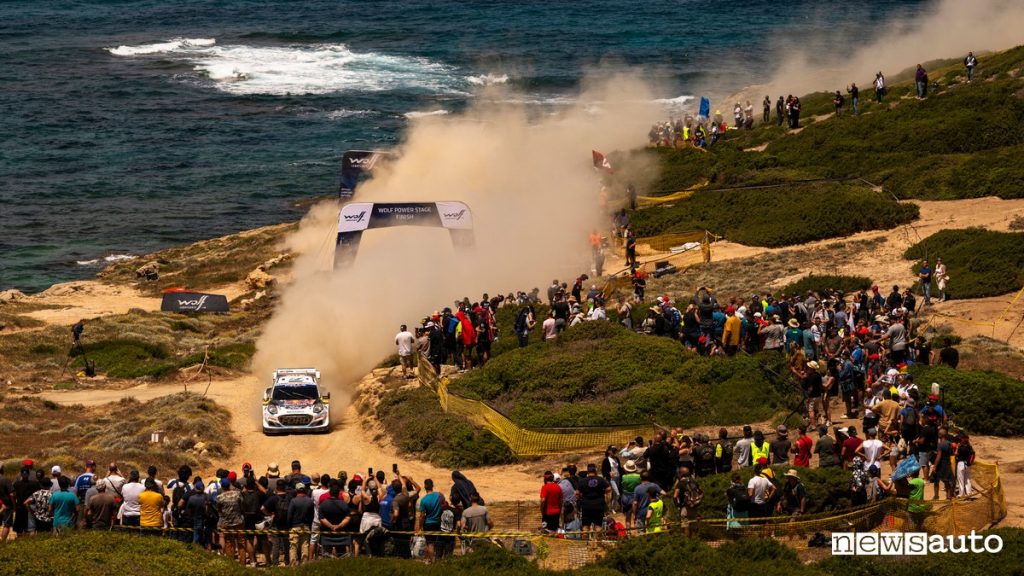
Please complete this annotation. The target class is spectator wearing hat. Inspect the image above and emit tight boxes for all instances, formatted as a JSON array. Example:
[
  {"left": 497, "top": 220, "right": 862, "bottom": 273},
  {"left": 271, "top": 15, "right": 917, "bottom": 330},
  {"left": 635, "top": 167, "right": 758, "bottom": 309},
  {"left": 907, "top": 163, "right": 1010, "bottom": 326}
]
[
  {"left": 777, "top": 470, "right": 806, "bottom": 516},
  {"left": 770, "top": 425, "right": 792, "bottom": 465},
  {"left": 287, "top": 483, "right": 314, "bottom": 565},
  {"left": 618, "top": 460, "right": 641, "bottom": 529},
  {"left": 802, "top": 361, "right": 824, "bottom": 425},
  {"left": 87, "top": 479, "right": 116, "bottom": 529},
  {"left": 814, "top": 425, "right": 839, "bottom": 468},
  {"left": 11, "top": 461, "right": 40, "bottom": 536}
]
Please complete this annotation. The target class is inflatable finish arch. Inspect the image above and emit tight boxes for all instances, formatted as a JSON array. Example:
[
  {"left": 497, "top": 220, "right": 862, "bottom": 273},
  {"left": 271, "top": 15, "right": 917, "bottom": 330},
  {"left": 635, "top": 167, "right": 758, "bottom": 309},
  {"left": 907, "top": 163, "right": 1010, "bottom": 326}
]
[{"left": 335, "top": 202, "right": 475, "bottom": 267}]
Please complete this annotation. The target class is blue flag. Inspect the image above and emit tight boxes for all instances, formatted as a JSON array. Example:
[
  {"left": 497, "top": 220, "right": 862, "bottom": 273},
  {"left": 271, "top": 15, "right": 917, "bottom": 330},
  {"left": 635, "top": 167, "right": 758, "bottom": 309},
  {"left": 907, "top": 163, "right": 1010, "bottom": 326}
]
[{"left": 699, "top": 96, "right": 710, "bottom": 119}]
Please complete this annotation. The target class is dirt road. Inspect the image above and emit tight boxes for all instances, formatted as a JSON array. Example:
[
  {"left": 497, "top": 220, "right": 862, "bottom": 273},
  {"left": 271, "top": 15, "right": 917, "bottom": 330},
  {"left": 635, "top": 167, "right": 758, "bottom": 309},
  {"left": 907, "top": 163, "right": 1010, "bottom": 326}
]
[{"left": 37, "top": 374, "right": 545, "bottom": 502}]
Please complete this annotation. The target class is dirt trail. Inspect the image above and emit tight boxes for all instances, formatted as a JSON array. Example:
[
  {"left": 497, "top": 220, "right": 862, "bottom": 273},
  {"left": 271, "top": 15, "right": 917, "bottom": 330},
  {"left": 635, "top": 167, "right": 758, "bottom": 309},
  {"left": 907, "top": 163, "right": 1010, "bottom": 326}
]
[
  {"left": 614, "top": 196, "right": 1024, "bottom": 348},
  {"left": 21, "top": 279, "right": 250, "bottom": 327},
  {"left": 36, "top": 373, "right": 544, "bottom": 502}
]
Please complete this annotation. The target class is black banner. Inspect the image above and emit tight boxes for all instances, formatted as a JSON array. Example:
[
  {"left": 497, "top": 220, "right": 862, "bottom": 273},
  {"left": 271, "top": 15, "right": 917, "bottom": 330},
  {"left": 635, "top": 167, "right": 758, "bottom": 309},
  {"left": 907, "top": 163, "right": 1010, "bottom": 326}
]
[
  {"left": 160, "top": 292, "right": 230, "bottom": 313},
  {"left": 339, "top": 150, "right": 390, "bottom": 197}
]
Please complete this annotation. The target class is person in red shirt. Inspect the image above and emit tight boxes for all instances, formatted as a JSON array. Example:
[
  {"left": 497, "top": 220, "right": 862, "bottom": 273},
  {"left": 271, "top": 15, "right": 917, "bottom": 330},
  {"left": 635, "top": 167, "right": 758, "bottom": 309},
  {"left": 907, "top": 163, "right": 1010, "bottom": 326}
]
[
  {"left": 539, "top": 472, "right": 563, "bottom": 532},
  {"left": 841, "top": 426, "right": 864, "bottom": 470},
  {"left": 791, "top": 425, "right": 814, "bottom": 467}
]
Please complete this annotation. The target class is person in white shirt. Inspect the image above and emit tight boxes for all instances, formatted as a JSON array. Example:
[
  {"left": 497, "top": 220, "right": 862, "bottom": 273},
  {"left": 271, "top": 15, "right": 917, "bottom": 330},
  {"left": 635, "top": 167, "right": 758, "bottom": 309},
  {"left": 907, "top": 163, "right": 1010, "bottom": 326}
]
[
  {"left": 395, "top": 325, "right": 416, "bottom": 379},
  {"left": 746, "top": 467, "right": 776, "bottom": 518},
  {"left": 855, "top": 428, "right": 889, "bottom": 472},
  {"left": 120, "top": 470, "right": 145, "bottom": 526}
]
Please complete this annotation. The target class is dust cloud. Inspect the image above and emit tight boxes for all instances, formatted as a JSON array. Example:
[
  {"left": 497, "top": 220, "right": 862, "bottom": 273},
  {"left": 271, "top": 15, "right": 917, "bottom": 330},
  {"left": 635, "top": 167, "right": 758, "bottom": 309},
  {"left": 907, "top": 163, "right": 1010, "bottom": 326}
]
[
  {"left": 252, "top": 74, "right": 660, "bottom": 402},
  {"left": 731, "top": 0, "right": 1024, "bottom": 102}
]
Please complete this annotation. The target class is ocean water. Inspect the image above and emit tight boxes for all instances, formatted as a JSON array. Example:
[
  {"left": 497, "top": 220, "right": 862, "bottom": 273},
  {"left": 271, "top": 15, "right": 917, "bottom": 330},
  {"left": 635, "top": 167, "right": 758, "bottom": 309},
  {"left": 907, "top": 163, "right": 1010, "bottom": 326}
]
[{"left": 0, "top": 0, "right": 929, "bottom": 292}]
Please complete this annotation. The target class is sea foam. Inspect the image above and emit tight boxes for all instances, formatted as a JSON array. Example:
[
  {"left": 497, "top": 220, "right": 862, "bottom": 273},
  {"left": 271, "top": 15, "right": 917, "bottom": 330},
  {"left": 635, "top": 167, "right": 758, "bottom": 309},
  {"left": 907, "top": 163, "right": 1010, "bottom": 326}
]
[{"left": 108, "top": 38, "right": 215, "bottom": 56}]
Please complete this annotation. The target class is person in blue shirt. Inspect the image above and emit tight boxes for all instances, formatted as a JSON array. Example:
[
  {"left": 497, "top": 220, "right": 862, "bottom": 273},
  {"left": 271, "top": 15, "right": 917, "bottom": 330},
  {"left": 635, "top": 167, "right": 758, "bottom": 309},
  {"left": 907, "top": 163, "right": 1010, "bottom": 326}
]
[
  {"left": 918, "top": 260, "right": 932, "bottom": 305},
  {"left": 416, "top": 479, "right": 443, "bottom": 562},
  {"left": 49, "top": 477, "right": 80, "bottom": 533}
]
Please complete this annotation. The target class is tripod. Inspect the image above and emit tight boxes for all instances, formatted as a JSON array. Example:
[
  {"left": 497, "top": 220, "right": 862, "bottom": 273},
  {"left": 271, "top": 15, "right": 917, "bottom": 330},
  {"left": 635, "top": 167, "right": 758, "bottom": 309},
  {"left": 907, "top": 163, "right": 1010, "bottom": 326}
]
[{"left": 60, "top": 336, "right": 94, "bottom": 381}]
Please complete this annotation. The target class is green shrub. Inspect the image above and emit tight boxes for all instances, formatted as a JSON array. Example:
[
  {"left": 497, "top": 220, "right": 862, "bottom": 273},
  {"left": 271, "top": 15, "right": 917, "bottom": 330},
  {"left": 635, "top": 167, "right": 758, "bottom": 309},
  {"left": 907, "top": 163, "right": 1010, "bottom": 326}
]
[
  {"left": 780, "top": 275, "right": 872, "bottom": 297},
  {"left": 452, "top": 321, "right": 797, "bottom": 428},
  {"left": 70, "top": 338, "right": 176, "bottom": 379},
  {"left": 28, "top": 343, "right": 58, "bottom": 355},
  {"left": 376, "top": 386, "right": 516, "bottom": 468},
  {"left": 694, "top": 465, "right": 853, "bottom": 519},
  {"left": 909, "top": 365, "right": 1024, "bottom": 436},
  {"left": 628, "top": 183, "right": 918, "bottom": 247},
  {"left": 903, "top": 228, "right": 1024, "bottom": 298}
]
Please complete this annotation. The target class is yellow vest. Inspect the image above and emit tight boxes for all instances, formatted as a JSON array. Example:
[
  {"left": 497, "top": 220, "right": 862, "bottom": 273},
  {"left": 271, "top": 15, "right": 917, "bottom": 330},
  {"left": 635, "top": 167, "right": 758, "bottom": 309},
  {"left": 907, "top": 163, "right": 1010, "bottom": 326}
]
[{"left": 751, "top": 441, "right": 770, "bottom": 464}]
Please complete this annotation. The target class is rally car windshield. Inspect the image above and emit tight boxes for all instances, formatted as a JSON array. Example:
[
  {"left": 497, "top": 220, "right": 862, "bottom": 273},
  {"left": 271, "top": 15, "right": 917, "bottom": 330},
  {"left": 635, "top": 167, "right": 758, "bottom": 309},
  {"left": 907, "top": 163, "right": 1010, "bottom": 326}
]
[{"left": 272, "top": 385, "right": 320, "bottom": 401}]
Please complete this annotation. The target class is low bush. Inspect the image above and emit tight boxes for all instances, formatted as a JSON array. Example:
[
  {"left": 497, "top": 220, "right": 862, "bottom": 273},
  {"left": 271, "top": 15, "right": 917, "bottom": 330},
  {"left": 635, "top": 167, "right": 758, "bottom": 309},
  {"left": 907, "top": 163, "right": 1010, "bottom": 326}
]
[
  {"left": 903, "top": 228, "right": 1024, "bottom": 298},
  {"left": 628, "top": 182, "right": 918, "bottom": 247},
  {"left": 908, "top": 365, "right": 1024, "bottom": 436},
  {"left": 780, "top": 274, "right": 873, "bottom": 297},
  {"left": 1, "top": 524, "right": 1021, "bottom": 576},
  {"left": 694, "top": 465, "right": 853, "bottom": 519},
  {"left": 71, "top": 338, "right": 178, "bottom": 379},
  {"left": 452, "top": 321, "right": 797, "bottom": 428},
  {"left": 376, "top": 386, "right": 516, "bottom": 468}
]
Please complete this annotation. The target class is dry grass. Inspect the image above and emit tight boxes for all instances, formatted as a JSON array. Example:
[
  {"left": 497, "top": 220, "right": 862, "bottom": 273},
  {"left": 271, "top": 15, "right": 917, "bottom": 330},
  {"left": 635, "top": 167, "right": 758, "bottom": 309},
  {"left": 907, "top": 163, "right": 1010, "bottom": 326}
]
[
  {"left": 644, "top": 238, "right": 884, "bottom": 301},
  {"left": 99, "top": 222, "right": 296, "bottom": 296},
  {"left": 0, "top": 296, "right": 276, "bottom": 388},
  {"left": 956, "top": 335, "right": 1024, "bottom": 380},
  {"left": 0, "top": 392, "right": 237, "bottom": 475}
]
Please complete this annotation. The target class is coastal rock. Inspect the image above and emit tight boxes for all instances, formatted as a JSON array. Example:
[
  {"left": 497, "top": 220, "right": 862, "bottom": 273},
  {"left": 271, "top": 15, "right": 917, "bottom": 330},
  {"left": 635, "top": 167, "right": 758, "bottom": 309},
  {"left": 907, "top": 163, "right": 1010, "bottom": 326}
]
[
  {"left": 0, "top": 289, "right": 27, "bottom": 302},
  {"left": 260, "top": 253, "right": 291, "bottom": 271},
  {"left": 246, "top": 269, "right": 275, "bottom": 290},
  {"left": 240, "top": 290, "right": 267, "bottom": 311},
  {"left": 135, "top": 261, "right": 160, "bottom": 278}
]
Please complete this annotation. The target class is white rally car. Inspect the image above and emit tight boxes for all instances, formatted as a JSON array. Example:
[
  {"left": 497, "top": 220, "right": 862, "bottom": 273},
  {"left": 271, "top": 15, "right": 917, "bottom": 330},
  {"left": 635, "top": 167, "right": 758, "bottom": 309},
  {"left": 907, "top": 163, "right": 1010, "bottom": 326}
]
[{"left": 262, "top": 369, "right": 331, "bottom": 435}]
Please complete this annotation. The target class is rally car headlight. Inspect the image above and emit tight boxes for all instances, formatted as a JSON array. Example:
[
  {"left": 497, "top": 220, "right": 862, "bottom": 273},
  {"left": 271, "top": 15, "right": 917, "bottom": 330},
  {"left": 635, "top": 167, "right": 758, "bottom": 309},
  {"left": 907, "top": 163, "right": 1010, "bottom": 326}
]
[
  {"left": 313, "top": 402, "right": 324, "bottom": 414},
  {"left": 267, "top": 403, "right": 278, "bottom": 415}
]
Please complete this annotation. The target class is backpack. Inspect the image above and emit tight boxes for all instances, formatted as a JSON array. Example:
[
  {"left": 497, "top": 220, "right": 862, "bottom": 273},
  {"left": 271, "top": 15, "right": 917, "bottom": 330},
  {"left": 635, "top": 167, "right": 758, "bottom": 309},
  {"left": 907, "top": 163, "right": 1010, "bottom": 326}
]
[
  {"left": 901, "top": 406, "right": 918, "bottom": 437},
  {"left": 682, "top": 479, "right": 704, "bottom": 508},
  {"left": 274, "top": 493, "right": 291, "bottom": 525},
  {"left": 440, "top": 509, "right": 455, "bottom": 533},
  {"left": 171, "top": 483, "right": 191, "bottom": 521},
  {"left": 514, "top": 309, "right": 529, "bottom": 333},
  {"left": 240, "top": 490, "right": 261, "bottom": 516}
]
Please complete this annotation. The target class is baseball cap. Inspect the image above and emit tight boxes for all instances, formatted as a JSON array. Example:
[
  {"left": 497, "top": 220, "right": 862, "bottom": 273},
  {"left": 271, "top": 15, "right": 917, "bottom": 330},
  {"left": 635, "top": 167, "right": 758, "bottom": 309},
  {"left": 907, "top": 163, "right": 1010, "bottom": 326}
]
[
  {"left": 242, "top": 462, "right": 252, "bottom": 471},
  {"left": 756, "top": 457, "right": 768, "bottom": 466},
  {"left": 221, "top": 478, "right": 231, "bottom": 489},
  {"left": 353, "top": 474, "right": 363, "bottom": 483},
  {"left": 227, "top": 471, "right": 237, "bottom": 482},
  {"left": 51, "top": 465, "right": 62, "bottom": 475},
  {"left": 22, "top": 459, "right": 34, "bottom": 468},
  {"left": 267, "top": 463, "right": 280, "bottom": 478},
  {"left": 291, "top": 460, "right": 302, "bottom": 469},
  {"left": 85, "top": 459, "right": 96, "bottom": 467}
]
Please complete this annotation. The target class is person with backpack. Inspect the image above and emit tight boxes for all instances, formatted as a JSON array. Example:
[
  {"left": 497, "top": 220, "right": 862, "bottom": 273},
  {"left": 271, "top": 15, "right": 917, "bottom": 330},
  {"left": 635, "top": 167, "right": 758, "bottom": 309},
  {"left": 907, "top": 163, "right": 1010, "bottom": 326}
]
[
  {"left": 184, "top": 478, "right": 208, "bottom": 547},
  {"left": 713, "top": 428, "right": 733, "bottom": 474},
  {"left": 673, "top": 466, "right": 703, "bottom": 525},
  {"left": 514, "top": 305, "right": 535, "bottom": 348},
  {"left": 168, "top": 465, "right": 193, "bottom": 543}
]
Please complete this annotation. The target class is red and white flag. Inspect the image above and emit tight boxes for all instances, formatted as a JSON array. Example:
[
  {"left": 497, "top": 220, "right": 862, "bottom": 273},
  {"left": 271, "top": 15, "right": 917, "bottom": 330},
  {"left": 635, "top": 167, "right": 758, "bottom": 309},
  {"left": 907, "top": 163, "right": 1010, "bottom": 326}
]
[{"left": 592, "top": 150, "right": 614, "bottom": 174}]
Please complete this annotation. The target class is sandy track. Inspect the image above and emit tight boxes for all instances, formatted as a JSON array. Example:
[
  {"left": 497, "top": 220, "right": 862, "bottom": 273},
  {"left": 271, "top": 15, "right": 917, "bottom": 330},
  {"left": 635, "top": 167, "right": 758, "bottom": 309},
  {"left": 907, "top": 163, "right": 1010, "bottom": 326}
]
[
  {"left": 36, "top": 375, "right": 544, "bottom": 502},
  {"left": 21, "top": 280, "right": 250, "bottom": 327}
]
